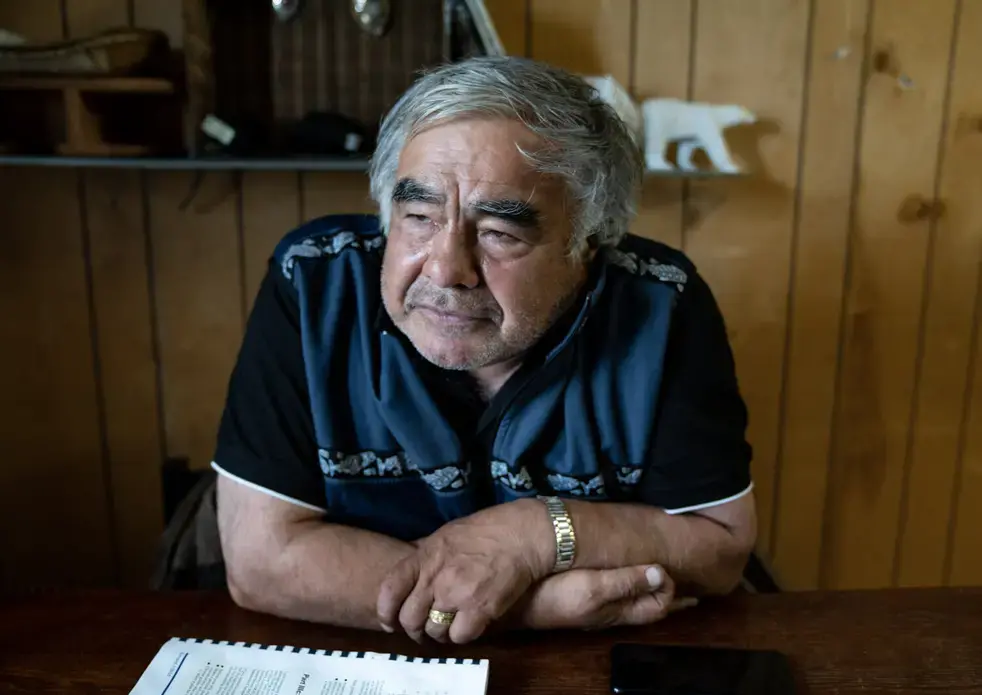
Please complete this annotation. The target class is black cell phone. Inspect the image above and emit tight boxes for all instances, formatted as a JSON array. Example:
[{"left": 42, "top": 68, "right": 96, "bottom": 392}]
[{"left": 610, "top": 643, "right": 796, "bottom": 694}]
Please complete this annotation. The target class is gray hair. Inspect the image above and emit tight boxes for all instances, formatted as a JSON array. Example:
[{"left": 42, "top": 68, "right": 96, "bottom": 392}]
[{"left": 369, "top": 56, "right": 643, "bottom": 251}]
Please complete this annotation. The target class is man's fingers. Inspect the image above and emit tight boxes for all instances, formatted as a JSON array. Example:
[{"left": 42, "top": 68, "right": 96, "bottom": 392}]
[
  {"left": 598, "top": 564, "right": 669, "bottom": 603},
  {"left": 377, "top": 557, "right": 419, "bottom": 632},
  {"left": 447, "top": 609, "right": 492, "bottom": 645},
  {"left": 423, "top": 607, "right": 454, "bottom": 643},
  {"left": 618, "top": 593, "right": 697, "bottom": 626},
  {"left": 668, "top": 597, "right": 700, "bottom": 613},
  {"left": 399, "top": 584, "right": 435, "bottom": 643}
]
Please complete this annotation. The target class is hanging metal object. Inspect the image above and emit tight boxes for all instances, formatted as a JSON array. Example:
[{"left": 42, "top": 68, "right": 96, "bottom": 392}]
[
  {"left": 272, "top": 0, "right": 304, "bottom": 22},
  {"left": 351, "top": 0, "right": 391, "bottom": 38}
]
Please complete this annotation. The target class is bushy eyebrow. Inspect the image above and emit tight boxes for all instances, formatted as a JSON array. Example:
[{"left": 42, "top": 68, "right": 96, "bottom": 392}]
[
  {"left": 393, "top": 176, "right": 542, "bottom": 232},
  {"left": 471, "top": 198, "right": 541, "bottom": 229},
  {"left": 392, "top": 178, "right": 445, "bottom": 205}
]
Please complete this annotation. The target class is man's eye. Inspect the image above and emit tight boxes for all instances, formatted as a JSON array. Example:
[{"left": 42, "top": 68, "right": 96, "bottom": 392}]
[
  {"left": 407, "top": 213, "right": 430, "bottom": 223},
  {"left": 481, "top": 229, "right": 518, "bottom": 244}
]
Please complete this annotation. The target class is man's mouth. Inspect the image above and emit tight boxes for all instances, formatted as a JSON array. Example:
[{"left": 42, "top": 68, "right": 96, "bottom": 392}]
[{"left": 414, "top": 305, "right": 489, "bottom": 325}]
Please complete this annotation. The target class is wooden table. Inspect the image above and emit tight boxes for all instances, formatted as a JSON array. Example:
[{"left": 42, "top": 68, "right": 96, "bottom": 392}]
[{"left": 1, "top": 588, "right": 980, "bottom": 693}]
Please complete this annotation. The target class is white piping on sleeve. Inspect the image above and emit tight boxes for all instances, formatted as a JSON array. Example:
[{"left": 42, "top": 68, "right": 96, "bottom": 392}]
[
  {"left": 211, "top": 461, "right": 327, "bottom": 513},
  {"left": 662, "top": 481, "right": 754, "bottom": 515}
]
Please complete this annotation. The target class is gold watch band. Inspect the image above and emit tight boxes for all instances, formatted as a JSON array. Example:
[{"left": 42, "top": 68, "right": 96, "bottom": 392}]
[{"left": 538, "top": 495, "right": 576, "bottom": 573}]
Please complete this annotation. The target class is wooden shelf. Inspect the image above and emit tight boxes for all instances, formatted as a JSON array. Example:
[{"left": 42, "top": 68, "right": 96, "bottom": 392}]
[
  {"left": 0, "top": 154, "right": 372, "bottom": 172},
  {"left": 0, "top": 154, "right": 745, "bottom": 177},
  {"left": 0, "top": 75, "right": 175, "bottom": 93}
]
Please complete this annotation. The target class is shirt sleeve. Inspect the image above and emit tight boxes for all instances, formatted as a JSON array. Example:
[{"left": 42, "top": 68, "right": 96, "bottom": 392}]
[
  {"left": 211, "top": 262, "right": 326, "bottom": 512},
  {"left": 639, "top": 270, "right": 753, "bottom": 514}
]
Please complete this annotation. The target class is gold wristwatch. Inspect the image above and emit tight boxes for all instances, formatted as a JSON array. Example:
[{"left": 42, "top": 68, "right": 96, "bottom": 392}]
[{"left": 538, "top": 495, "right": 577, "bottom": 573}]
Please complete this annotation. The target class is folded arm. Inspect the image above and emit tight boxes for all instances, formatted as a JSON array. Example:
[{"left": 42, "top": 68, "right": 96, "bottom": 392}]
[
  {"left": 219, "top": 473, "right": 689, "bottom": 634},
  {"left": 218, "top": 474, "right": 413, "bottom": 629},
  {"left": 565, "top": 492, "right": 757, "bottom": 595}
]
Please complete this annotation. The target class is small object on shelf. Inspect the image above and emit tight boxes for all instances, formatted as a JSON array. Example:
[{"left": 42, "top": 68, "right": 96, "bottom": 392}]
[
  {"left": 0, "top": 27, "right": 169, "bottom": 75},
  {"left": 272, "top": 0, "right": 305, "bottom": 22},
  {"left": 287, "top": 111, "right": 373, "bottom": 156},
  {"left": 351, "top": 0, "right": 391, "bottom": 38},
  {"left": 200, "top": 114, "right": 268, "bottom": 157},
  {"left": 642, "top": 98, "right": 756, "bottom": 174}
]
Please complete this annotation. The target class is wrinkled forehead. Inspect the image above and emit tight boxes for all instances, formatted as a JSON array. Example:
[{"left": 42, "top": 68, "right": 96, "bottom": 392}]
[{"left": 394, "top": 117, "right": 565, "bottom": 208}]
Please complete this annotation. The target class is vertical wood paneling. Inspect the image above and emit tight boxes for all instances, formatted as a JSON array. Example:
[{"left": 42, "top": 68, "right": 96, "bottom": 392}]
[
  {"left": 823, "top": 0, "right": 959, "bottom": 589},
  {"left": 301, "top": 172, "right": 374, "bottom": 221},
  {"left": 630, "top": 0, "right": 693, "bottom": 250},
  {"left": 897, "top": 0, "right": 982, "bottom": 588},
  {"left": 148, "top": 173, "right": 243, "bottom": 470},
  {"left": 485, "top": 0, "right": 529, "bottom": 56},
  {"left": 948, "top": 278, "right": 982, "bottom": 586},
  {"left": 529, "top": 0, "right": 633, "bottom": 83},
  {"left": 0, "top": 168, "right": 114, "bottom": 588},
  {"left": 243, "top": 172, "right": 303, "bottom": 308},
  {"left": 771, "top": 0, "right": 869, "bottom": 590},
  {"left": 3, "top": 0, "right": 982, "bottom": 592},
  {"left": 66, "top": 0, "right": 158, "bottom": 588},
  {"left": 687, "top": 0, "right": 811, "bottom": 559},
  {"left": 83, "top": 170, "right": 165, "bottom": 588}
]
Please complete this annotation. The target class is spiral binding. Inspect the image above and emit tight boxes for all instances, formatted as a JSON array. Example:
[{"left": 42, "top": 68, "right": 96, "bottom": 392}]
[{"left": 170, "top": 638, "right": 482, "bottom": 665}]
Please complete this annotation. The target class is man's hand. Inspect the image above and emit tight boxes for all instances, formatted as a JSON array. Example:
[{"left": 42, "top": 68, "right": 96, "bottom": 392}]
[
  {"left": 376, "top": 499, "right": 555, "bottom": 644},
  {"left": 520, "top": 564, "right": 697, "bottom": 631}
]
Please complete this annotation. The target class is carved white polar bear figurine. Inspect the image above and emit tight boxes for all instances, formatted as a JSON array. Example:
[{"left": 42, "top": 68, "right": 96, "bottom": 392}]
[{"left": 642, "top": 98, "right": 756, "bottom": 173}]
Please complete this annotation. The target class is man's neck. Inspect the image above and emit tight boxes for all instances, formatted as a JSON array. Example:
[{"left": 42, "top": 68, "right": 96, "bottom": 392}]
[{"left": 470, "top": 357, "right": 524, "bottom": 401}]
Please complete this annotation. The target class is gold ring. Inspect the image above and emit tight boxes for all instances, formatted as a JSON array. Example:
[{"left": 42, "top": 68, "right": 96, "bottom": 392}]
[{"left": 427, "top": 609, "right": 457, "bottom": 625}]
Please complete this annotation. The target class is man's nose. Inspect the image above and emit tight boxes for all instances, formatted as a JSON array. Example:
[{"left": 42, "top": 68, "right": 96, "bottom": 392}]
[{"left": 421, "top": 225, "right": 480, "bottom": 289}]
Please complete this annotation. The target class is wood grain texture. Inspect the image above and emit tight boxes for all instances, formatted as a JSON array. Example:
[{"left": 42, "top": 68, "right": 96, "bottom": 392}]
[
  {"left": 529, "top": 0, "right": 633, "bottom": 83},
  {"left": 771, "top": 0, "right": 869, "bottom": 590},
  {"left": 0, "top": 168, "right": 113, "bottom": 589},
  {"left": 146, "top": 172, "right": 243, "bottom": 470},
  {"left": 484, "top": 0, "right": 529, "bottom": 56},
  {"left": 133, "top": 0, "right": 183, "bottom": 47},
  {"left": 243, "top": 172, "right": 302, "bottom": 309},
  {"left": 948, "top": 273, "right": 982, "bottom": 586},
  {"left": 823, "top": 0, "right": 959, "bottom": 590},
  {"left": 64, "top": 0, "right": 128, "bottom": 38},
  {"left": 301, "top": 172, "right": 374, "bottom": 221},
  {"left": 686, "top": 0, "right": 811, "bottom": 560},
  {"left": 897, "top": 0, "right": 982, "bottom": 588},
  {"left": 944, "top": 0, "right": 982, "bottom": 588},
  {"left": 0, "top": 0, "right": 65, "bottom": 41},
  {"left": 83, "top": 169, "right": 164, "bottom": 588},
  {"left": 630, "top": 0, "right": 692, "bottom": 250},
  {"left": 2, "top": 589, "right": 982, "bottom": 694}
]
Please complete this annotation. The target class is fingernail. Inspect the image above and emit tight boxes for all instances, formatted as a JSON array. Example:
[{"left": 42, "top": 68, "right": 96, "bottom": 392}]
[
  {"left": 645, "top": 566, "right": 663, "bottom": 589},
  {"left": 381, "top": 623, "right": 394, "bottom": 633}
]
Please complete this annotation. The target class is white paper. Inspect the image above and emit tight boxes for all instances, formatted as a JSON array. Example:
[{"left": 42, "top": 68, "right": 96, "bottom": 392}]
[{"left": 130, "top": 638, "right": 489, "bottom": 695}]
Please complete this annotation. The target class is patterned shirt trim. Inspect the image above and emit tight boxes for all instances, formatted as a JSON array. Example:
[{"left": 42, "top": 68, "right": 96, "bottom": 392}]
[
  {"left": 322, "top": 451, "right": 644, "bottom": 498},
  {"left": 490, "top": 460, "right": 535, "bottom": 491},
  {"left": 606, "top": 248, "right": 688, "bottom": 292},
  {"left": 318, "top": 449, "right": 469, "bottom": 491},
  {"left": 280, "top": 231, "right": 385, "bottom": 281}
]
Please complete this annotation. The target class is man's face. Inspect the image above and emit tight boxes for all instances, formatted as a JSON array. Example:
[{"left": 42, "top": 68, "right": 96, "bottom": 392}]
[{"left": 381, "top": 117, "right": 589, "bottom": 372}]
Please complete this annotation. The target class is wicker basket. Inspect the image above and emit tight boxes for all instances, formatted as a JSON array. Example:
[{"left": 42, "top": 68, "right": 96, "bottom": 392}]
[{"left": 0, "top": 28, "right": 169, "bottom": 75}]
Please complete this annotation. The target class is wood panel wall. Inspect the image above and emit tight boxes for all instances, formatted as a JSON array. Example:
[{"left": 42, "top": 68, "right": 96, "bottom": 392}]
[{"left": 1, "top": 0, "right": 981, "bottom": 592}]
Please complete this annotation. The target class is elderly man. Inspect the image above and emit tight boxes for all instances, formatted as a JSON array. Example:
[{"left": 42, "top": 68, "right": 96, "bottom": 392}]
[{"left": 214, "top": 56, "right": 756, "bottom": 645}]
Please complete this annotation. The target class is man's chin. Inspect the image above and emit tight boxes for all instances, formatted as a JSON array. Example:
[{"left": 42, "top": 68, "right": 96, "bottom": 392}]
[{"left": 414, "top": 343, "right": 490, "bottom": 371}]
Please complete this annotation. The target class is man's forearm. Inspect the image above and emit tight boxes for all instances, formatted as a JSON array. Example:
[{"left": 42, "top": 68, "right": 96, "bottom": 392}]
[
  {"left": 227, "top": 519, "right": 413, "bottom": 630},
  {"left": 564, "top": 500, "right": 754, "bottom": 595}
]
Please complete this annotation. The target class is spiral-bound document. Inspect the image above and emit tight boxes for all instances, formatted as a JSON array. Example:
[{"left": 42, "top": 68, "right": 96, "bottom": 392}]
[{"left": 130, "top": 637, "right": 490, "bottom": 695}]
